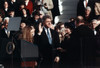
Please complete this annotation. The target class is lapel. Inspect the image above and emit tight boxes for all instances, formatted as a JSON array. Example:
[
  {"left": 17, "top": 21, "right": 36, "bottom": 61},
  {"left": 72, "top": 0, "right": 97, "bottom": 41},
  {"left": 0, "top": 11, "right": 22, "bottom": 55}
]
[
  {"left": 42, "top": 28, "right": 53, "bottom": 44},
  {"left": 2, "top": 28, "right": 13, "bottom": 38},
  {"left": 50, "top": 29, "right": 54, "bottom": 44},
  {"left": 42, "top": 28, "right": 48, "bottom": 39},
  {"left": 2, "top": 29, "right": 8, "bottom": 38}
]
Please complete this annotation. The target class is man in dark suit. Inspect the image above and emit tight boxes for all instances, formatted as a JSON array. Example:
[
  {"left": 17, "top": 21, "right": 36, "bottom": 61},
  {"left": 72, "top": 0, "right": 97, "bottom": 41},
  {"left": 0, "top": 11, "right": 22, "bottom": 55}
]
[
  {"left": 0, "top": 17, "right": 13, "bottom": 39},
  {"left": 51, "top": 0, "right": 60, "bottom": 24},
  {"left": 8, "top": 0, "right": 19, "bottom": 17},
  {"left": 0, "top": 17, "right": 21, "bottom": 68},
  {"left": 67, "top": 17, "right": 96, "bottom": 68},
  {"left": 77, "top": 0, "right": 95, "bottom": 17},
  {"left": 2, "top": 1, "right": 11, "bottom": 17},
  {"left": 35, "top": 15, "right": 60, "bottom": 68}
]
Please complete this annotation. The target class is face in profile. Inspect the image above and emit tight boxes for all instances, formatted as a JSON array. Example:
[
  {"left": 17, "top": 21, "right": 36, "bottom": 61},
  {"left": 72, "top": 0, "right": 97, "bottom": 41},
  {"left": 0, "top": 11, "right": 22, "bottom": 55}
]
[
  {"left": 30, "top": 26, "right": 35, "bottom": 36},
  {"left": 20, "top": 4, "right": 25, "bottom": 9},
  {"left": 85, "top": 9, "right": 91, "bottom": 15},
  {"left": 0, "top": 16, "right": 3, "bottom": 23},
  {"left": 11, "top": 0, "right": 15, "bottom": 2},
  {"left": 44, "top": 18, "right": 52, "bottom": 28},
  {"left": 34, "top": 15, "right": 39, "bottom": 20},
  {"left": 4, "top": 1, "right": 8, "bottom": 8},
  {"left": 20, "top": 22, "right": 26, "bottom": 29},
  {"left": 4, "top": 19, "right": 9, "bottom": 29},
  {"left": 22, "top": 9, "right": 27, "bottom": 15},
  {"left": 9, "top": 11, "right": 15, "bottom": 17}
]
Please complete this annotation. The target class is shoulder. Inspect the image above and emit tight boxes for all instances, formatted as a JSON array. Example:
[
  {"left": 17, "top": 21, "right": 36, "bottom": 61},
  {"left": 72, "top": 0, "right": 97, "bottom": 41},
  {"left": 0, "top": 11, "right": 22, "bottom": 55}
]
[{"left": 95, "top": 2, "right": 100, "bottom": 6}]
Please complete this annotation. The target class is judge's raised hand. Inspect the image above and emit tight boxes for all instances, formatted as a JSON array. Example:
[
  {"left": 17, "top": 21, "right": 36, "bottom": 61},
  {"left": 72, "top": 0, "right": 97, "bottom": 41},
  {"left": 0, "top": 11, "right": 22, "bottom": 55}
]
[{"left": 38, "top": 23, "right": 43, "bottom": 35}]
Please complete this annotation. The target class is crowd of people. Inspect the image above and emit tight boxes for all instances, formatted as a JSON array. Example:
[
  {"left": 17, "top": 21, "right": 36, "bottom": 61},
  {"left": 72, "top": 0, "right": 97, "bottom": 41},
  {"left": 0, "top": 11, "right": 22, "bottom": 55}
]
[{"left": 0, "top": 0, "right": 100, "bottom": 68}]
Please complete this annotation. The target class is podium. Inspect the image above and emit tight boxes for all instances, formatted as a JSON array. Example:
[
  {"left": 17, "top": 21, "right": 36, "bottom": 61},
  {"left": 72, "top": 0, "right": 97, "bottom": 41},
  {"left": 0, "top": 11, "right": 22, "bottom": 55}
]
[
  {"left": 0, "top": 38, "right": 21, "bottom": 68},
  {"left": 21, "top": 40, "right": 39, "bottom": 68},
  {"left": 0, "top": 39, "right": 39, "bottom": 68}
]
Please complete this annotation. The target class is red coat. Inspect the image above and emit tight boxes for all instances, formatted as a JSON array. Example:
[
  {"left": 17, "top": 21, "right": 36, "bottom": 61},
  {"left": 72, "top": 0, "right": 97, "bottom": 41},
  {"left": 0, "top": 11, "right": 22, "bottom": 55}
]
[{"left": 25, "top": 0, "right": 33, "bottom": 15}]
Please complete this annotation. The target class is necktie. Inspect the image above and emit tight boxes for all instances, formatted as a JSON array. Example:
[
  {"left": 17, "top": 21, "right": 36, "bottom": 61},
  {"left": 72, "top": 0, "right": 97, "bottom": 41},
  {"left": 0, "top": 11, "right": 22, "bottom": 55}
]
[
  {"left": 7, "top": 31, "right": 10, "bottom": 38},
  {"left": 47, "top": 29, "right": 52, "bottom": 44},
  {"left": 86, "top": 0, "right": 88, "bottom": 7}
]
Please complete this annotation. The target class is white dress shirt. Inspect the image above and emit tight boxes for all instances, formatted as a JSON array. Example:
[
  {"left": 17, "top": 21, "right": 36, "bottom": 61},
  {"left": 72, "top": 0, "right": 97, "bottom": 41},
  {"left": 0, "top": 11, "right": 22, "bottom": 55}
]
[
  {"left": 25, "top": 0, "right": 29, "bottom": 6},
  {"left": 83, "top": 0, "right": 89, "bottom": 8},
  {"left": 4, "top": 28, "right": 10, "bottom": 37},
  {"left": 5, "top": 8, "right": 8, "bottom": 11}
]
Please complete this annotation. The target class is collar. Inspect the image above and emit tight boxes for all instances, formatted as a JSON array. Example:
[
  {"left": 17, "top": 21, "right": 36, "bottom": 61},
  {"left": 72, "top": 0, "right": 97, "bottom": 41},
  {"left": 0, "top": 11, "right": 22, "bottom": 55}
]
[
  {"left": 24, "top": 14, "right": 27, "bottom": 17},
  {"left": 4, "top": 28, "right": 8, "bottom": 34},
  {"left": 44, "top": 27, "right": 52, "bottom": 38},
  {"left": 25, "top": 0, "right": 29, "bottom": 6},
  {"left": 5, "top": 8, "right": 8, "bottom": 11},
  {"left": 84, "top": 0, "right": 89, "bottom": 3},
  {"left": 44, "top": 27, "right": 50, "bottom": 33}
]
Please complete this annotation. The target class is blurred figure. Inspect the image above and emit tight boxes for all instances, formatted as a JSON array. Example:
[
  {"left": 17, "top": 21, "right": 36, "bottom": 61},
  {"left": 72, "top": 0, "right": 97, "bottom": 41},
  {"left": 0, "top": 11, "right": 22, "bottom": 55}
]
[
  {"left": 24, "top": 0, "right": 33, "bottom": 15},
  {"left": 30, "top": 12, "right": 43, "bottom": 34},
  {"left": 2, "top": 1, "right": 10, "bottom": 17},
  {"left": 55, "top": 22, "right": 65, "bottom": 43},
  {"left": 8, "top": 0, "right": 19, "bottom": 16},
  {"left": 59, "top": 27, "right": 72, "bottom": 68},
  {"left": 83, "top": 6, "right": 94, "bottom": 24},
  {"left": 8, "top": 10, "right": 15, "bottom": 17},
  {"left": 36, "top": 0, "right": 54, "bottom": 19},
  {"left": 19, "top": 3, "right": 25, "bottom": 10},
  {"left": 14, "top": 21, "right": 27, "bottom": 40},
  {"left": 91, "top": 19, "right": 98, "bottom": 35},
  {"left": 67, "top": 16, "right": 96, "bottom": 68},
  {"left": 95, "top": 1, "right": 100, "bottom": 18},
  {"left": 0, "top": 17, "right": 11, "bottom": 38},
  {"left": 65, "top": 18, "right": 76, "bottom": 31},
  {"left": 42, "top": 0, "right": 54, "bottom": 20},
  {"left": 77, "top": 0, "right": 95, "bottom": 17},
  {"left": 0, "top": 14, "right": 3, "bottom": 24},
  {"left": 77, "top": 15, "right": 84, "bottom": 20},
  {"left": 0, "top": 14, "right": 4, "bottom": 30},
  {"left": 18, "top": 3, "right": 29, "bottom": 17},
  {"left": 51, "top": 0, "right": 60, "bottom": 24},
  {"left": 20, "top": 8, "right": 30, "bottom": 21},
  {"left": 20, "top": 22, "right": 26, "bottom": 30},
  {"left": 55, "top": 22, "right": 72, "bottom": 68},
  {"left": 55, "top": 22, "right": 65, "bottom": 33}
]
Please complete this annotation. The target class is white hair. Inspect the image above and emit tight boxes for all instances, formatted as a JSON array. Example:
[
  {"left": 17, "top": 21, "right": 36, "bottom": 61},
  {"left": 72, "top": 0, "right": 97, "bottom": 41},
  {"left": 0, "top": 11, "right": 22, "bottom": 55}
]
[
  {"left": 86, "top": 6, "right": 91, "bottom": 11},
  {"left": 4, "top": 17, "right": 10, "bottom": 22},
  {"left": 91, "top": 19, "right": 97, "bottom": 24}
]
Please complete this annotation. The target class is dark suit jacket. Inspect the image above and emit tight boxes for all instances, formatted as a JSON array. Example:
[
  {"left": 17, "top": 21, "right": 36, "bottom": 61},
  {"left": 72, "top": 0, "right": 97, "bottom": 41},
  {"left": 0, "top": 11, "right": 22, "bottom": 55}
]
[
  {"left": 2, "top": 8, "right": 10, "bottom": 17},
  {"left": 51, "top": 0, "right": 60, "bottom": 24},
  {"left": 67, "top": 25, "right": 96, "bottom": 67},
  {"left": 51, "top": 0, "right": 60, "bottom": 17},
  {"left": 8, "top": 1, "right": 19, "bottom": 16},
  {"left": 77, "top": 0, "right": 95, "bottom": 17},
  {"left": 35, "top": 28, "right": 60, "bottom": 60},
  {"left": 0, "top": 28, "right": 14, "bottom": 39}
]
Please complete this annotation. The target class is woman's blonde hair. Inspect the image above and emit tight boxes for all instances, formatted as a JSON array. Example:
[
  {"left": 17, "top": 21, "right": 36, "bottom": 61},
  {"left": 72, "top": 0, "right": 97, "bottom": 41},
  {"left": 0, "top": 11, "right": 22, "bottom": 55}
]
[{"left": 19, "top": 26, "right": 34, "bottom": 43}]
